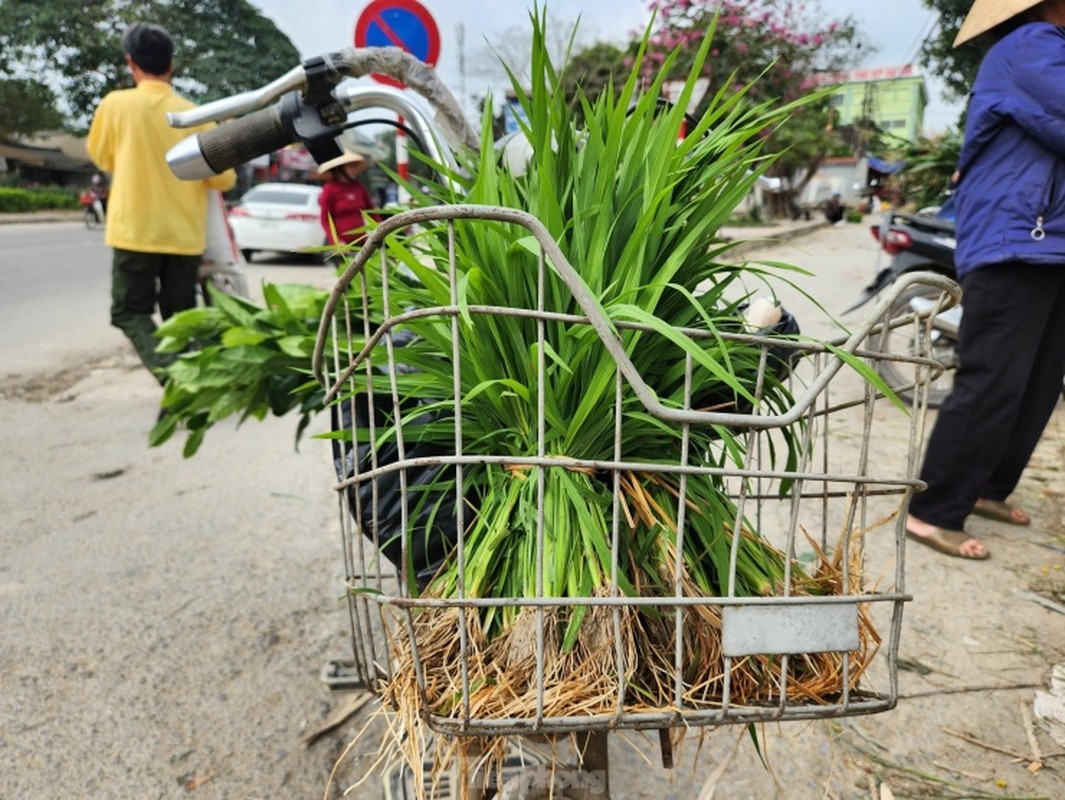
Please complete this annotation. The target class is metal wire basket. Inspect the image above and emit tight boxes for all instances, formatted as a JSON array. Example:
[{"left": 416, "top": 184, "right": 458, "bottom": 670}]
[{"left": 313, "top": 203, "right": 959, "bottom": 739}]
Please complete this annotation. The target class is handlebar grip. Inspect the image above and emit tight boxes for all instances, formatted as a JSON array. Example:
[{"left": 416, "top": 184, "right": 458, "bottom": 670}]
[
  {"left": 197, "top": 106, "right": 294, "bottom": 174},
  {"left": 167, "top": 93, "right": 341, "bottom": 181}
]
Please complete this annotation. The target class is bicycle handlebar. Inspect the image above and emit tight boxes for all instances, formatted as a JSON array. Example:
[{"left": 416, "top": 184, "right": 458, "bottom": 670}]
[
  {"left": 169, "top": 104, "right": 293, "bottom": 179},
  {"left": 169, "top": 90, "right": 346, "bottom": 179},
  {"left": 168, "top": 65, "right": 308, "bottom": 129},
  {"left": 166, "top": 48, "right": 479, "bottom": 181}
]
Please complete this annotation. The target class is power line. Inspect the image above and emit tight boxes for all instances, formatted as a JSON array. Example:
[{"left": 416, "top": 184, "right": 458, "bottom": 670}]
[{"left": 904, "top": 11, "right": 940, "bottom": 66}]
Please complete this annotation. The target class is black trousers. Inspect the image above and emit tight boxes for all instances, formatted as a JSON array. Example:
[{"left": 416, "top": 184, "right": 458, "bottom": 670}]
[
  {"left": 110, "top": 248, "right": 201, "bottom": 382},
  {"left": 908, "top": 262, "right": 1065, "bottom": 530}
]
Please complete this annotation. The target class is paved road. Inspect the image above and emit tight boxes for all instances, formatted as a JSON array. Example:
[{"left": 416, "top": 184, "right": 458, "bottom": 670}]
[
  {"left": 0, "top": 222, "right": 336, "bottom": 388},
  {"left": 0, "top": 221, "right": 121, "bottom": 378}
]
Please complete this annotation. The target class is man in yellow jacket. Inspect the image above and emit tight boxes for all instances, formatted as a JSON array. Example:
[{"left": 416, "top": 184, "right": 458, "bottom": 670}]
[{"left": 87, "top": 22, "right": 236, "bottom": 383}]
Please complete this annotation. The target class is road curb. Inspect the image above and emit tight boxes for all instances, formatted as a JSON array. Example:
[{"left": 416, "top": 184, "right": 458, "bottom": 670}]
[
  {"left": 720, "top": 219, "right": 832, "bottom": 257},
  {"left": 0, "top": 211, "right": 83, "bottom": 225}
]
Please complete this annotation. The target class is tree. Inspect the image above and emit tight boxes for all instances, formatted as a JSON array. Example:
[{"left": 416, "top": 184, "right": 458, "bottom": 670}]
[
  {"left": 469, "top": 17, "right": 631, "bottom": 135},
  {"left": 0, "top": 78, "right": 64, "bottom": 140},
  {"left": 918, "top": 0, "right": 988, "bottom": 107},
  {"left": 895, "top": 130, "right": 963, "bottom": 209},
  {"left": 644, "top": 0, "right": 865, "bottom": 216},
  {"left": 0, "top": 0, "right": 300, "bottom": 131},
  {"left": 559, "top": 41, "right": 632, "bottom": 119},
  {"left": 468, "top": 11, "right": 584, "bottom": 90}
]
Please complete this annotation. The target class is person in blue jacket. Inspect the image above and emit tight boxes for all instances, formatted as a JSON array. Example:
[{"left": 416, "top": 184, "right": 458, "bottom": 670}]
[{"left": 906, "top": 0, "right": 1065, "bottom": 559}]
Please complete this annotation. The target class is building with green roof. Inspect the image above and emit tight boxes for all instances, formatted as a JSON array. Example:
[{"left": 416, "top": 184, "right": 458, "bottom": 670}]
[{"left": 828, "top": 65, "right": 929, "bottom": 143}]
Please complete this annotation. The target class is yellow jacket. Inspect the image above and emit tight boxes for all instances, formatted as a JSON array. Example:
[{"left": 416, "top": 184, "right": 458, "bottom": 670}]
[{"left": 87, "top": 79, "right": 236, "bottom": 255}]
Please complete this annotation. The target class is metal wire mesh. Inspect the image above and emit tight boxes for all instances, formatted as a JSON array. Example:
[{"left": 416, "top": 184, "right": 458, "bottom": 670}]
[{"left": 314, "top": 204, "right": 959, "bottom": 737}]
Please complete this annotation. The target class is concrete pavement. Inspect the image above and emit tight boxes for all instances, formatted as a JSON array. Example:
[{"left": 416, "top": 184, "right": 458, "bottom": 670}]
[{"left": 4, "top": 216, "right": 1063, "bottom": 799}]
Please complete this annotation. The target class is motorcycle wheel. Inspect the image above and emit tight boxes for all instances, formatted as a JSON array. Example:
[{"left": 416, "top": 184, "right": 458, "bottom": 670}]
[{"left": 876, "top": 285, "right": 957, "bottom": 409}]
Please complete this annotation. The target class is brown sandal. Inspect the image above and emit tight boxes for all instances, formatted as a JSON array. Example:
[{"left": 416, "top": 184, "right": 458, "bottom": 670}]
[
  {"left": 973, "top": 498, "right": 1030, "bottom": 526},
  {"left": 906, "top": 525, "right": 990, "bottom": 560}
]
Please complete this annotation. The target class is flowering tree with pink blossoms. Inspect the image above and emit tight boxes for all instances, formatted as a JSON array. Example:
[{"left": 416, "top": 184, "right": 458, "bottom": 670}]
[{"left": 645, "top": 0, "right": 865, "bottom": 216}]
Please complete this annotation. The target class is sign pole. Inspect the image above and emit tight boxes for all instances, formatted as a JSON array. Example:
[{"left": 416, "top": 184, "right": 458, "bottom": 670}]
[{"left": 396, "top": 114, "right": 410, "bottom": 203}]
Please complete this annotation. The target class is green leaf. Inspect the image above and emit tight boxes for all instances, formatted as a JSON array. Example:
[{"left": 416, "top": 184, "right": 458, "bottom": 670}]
[
  {"left": 220, "top": 328, "right": 271, "bottom": 347},
  {"left": 148, "top": 412, "right": 179, "bottom": 448},
  {"left": 207, "top": 288, "right": 261, "bottom": 328},
  {"left": 156, "top": 306, "right": 221, "bottom": 338},
  {"left": 275, "top": 335, "right": 315, "bottom": 358}
]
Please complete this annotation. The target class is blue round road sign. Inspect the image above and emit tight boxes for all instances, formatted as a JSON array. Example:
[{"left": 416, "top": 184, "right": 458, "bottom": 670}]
[{"left": 354, "top": 0, "right": 441, "bottom": 87}]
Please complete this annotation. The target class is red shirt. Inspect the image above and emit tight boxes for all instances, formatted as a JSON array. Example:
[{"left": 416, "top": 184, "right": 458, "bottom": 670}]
[{"left": 319, "top": 180, "right": 376, "bottom": 245}]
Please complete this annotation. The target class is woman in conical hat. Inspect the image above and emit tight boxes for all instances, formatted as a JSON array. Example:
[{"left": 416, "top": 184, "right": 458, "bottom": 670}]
[
  {"left": 317, "top": 150, "right": 378, "bottom": 247},
  {"left": 906, "top": 0, "right": 1065, "bottom": 560}
]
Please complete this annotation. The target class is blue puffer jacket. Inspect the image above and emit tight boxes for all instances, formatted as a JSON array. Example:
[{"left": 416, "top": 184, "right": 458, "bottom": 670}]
[{"left": 955, "top": 22, "right": 1065, "bottom": 279}]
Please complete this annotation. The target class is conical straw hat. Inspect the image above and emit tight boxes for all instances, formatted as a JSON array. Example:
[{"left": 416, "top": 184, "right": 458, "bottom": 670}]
[
  {"left": 316, "top": 150, "right": 370, "bottom": 176},
  {"left": 954, "top": 0, "right": 1044, "bottom": 46}
]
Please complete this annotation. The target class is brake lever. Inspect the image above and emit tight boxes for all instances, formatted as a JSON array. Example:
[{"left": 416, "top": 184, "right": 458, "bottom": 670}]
[{"left": 301, "top": 54, "right": 348, "bottom": 125}]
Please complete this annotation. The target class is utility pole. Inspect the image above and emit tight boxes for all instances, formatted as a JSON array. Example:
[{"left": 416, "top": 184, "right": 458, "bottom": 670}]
[{"left": 456, "top": 22, "right": 468, "bottom": 124}]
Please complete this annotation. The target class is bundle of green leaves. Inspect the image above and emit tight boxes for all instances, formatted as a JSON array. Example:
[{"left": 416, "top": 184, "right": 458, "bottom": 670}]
[{"left": 151, "top": 284, "right": 328, "bottom": 457}]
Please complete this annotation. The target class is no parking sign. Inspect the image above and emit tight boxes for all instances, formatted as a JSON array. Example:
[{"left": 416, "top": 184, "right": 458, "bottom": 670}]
[{"left": 354, "top": 0, "right": 441, "bottom": 88}]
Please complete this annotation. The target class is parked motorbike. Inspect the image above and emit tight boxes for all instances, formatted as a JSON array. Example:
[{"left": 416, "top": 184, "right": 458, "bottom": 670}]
[
  {"left": 79, "top": 189, "right": 106, "bottom": 229},
  {"left": 848, "top": 201, "right": 959, "bottom": 407}
]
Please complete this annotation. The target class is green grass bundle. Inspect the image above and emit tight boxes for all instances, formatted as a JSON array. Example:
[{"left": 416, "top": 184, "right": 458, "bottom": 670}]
[{"left": 327, "top": 10, "right": 879, "bottom": 734}]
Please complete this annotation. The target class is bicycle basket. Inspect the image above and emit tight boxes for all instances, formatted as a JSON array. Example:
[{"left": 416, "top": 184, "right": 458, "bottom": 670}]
[{"left": 314, "top": 204, "right": 958, "bottom": 738}]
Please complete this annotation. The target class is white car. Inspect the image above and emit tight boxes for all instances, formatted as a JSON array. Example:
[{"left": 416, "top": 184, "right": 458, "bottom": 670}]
[{"left": 228, "top": 182, "right": 325, "bottom": 262}]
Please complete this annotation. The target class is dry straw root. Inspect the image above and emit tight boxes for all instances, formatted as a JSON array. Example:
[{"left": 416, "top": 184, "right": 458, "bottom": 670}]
[
  {"left": 384, "top": 571, "right": 878, "bottom": 725},
  {"left": 381, "top": 497, "right": 881, "bottom": 716},
  {"left": 337, "top": 530, "right": 883, "bottom": 799}
]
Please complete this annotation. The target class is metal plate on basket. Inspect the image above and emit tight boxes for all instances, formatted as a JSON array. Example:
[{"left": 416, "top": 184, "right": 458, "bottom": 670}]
[{"left": 721, "top": 602, "right": 859, "bottom": 657}]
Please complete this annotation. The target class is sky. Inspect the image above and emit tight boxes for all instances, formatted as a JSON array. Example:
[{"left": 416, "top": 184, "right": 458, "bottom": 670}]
[{"left": 247, "top": 0, "right": 963, "bottom": 135}]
